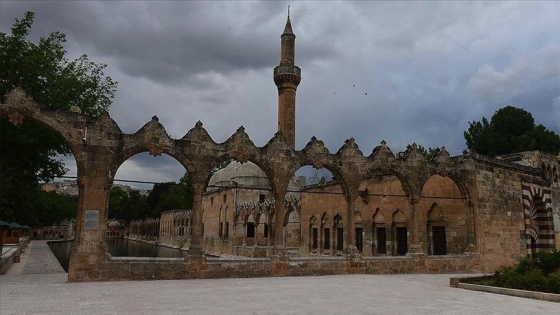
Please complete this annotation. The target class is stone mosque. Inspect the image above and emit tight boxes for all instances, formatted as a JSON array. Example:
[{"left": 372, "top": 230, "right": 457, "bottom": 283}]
[
  {"left": 134, "top": 12, "right": 560, "bottom": 265},
  {"left": 2, "top": 12, "right": 559, "bottom": 281}
]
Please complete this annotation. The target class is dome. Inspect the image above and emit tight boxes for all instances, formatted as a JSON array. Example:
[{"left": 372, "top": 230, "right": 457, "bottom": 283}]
[
  {"left": 206, "top": 161, "right": 304, "bottom": 193},
  {"left": 107, "top": 220, "right": 122, "bottom": 227},
  {"left": 207, "top": 161, "right": 270, "bottom": 191}
]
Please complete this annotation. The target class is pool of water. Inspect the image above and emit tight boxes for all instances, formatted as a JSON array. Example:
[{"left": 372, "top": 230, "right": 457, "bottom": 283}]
[{"left": 48, "top": 239, "right": 187, "bottom": 272}]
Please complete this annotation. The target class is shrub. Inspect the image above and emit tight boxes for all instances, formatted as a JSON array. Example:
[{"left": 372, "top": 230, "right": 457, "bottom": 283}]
[
  {"left": 546, "top": 271, "right": 560, "bottom": 294},
  {"left": 535, "top": 250, "right": 560, "bottom": 275},
  {"left": 490, "top": 251, "right": 560, "bottom": 293}
]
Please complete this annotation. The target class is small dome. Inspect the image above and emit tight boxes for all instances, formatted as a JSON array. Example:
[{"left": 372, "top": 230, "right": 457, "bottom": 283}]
[
  {"left": 207, "top": 161, "right": 270, "bottom": 191},
  {"left": 107, "top": 220, "right": 121, "bottom": 227},
  {"left": 206, "top": 161, "right": 303, "bottom": 193}
]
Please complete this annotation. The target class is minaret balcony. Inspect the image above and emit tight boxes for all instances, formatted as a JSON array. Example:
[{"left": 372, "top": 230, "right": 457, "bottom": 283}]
[{"left": 274, "top": 65, "right": 301, "bottom": 77}]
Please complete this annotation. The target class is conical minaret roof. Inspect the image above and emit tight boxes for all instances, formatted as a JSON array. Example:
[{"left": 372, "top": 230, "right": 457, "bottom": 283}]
[
  {"left": 283, "top": 16, "right": 293, "bottom": 35},
  {"left": 283, "top": 6, "right": 294, "bottom": 35}
]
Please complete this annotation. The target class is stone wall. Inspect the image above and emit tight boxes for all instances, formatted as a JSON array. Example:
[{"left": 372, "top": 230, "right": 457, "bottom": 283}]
[
  {"left": 300, "top": 174, "right": 469, "bottom": 257},
  {"left": 68, "top": 253, "right": 478, "bottom": 281}
]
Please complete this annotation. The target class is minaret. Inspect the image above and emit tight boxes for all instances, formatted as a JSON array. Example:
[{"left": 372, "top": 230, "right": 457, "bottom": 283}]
[{"left": 274, "top": 7, "right": 301, "bottom": 148}]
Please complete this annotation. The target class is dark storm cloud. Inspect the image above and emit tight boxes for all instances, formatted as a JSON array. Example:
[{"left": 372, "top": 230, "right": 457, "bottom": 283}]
[{"left": 1, "top": 1, "right": 559, "bottom": 187}]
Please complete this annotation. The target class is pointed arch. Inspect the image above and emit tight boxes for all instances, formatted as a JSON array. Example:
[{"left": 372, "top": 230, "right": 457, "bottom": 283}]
[
  {"left": 372, "top": 208, "right": 387, "bottom": 256},
  {"left": 522, "top": 182, "right": 555, "bottom": 256},
  {"left": 391, "top": 209, "right": 408, "bottom": 256}
]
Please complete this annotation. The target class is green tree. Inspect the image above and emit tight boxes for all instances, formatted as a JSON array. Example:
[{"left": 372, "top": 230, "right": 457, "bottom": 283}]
[
  {"left": 464, "top": 106, "right": 560, "bottom": 156},
  {"left": 128, "top": 190, "right": 148, "bottom": 221},
  {"left": 108, "top": 186, "right": 131, "bottom": 222},
  {"left": 146, "top": 173, "right": 193, "bottom": 218},
  {"left": 418, "top": 145, "right": 437, "bottom": 161},
  {"left": 0, "top": 12, "right": 117, "bottom": 225},
  {"left": 38, "top": 191, "right": 78, "bottom": 226}
]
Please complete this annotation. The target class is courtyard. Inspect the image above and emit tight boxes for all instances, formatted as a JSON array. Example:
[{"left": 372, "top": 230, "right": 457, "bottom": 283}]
[{"left": 1, "top": 272, "right": 558, "bottom": 314}]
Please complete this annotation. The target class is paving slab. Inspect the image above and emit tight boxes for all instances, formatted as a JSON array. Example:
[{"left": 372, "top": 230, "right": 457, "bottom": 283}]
[
  {"left": 1, "top": 273, "right": 558, "bottom": 314},
  {"left": 1, "top": 241, "right": 558, "bottom": 314}
]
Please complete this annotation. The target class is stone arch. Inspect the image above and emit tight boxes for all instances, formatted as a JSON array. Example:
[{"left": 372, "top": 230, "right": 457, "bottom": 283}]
[
  {"left": 372, "top": 208, "right": 387, "bottom": 256},
  {"left": 553, "top": 166, "right": 558, "bottom": 184},
  {"left": 292, "top": 161, "right": 350, "bottom": 196},
  {"left": 421, "top": 174, "right": 471, "bottom": 253},
  {"left": 354, "top": 210, "right": 364, "bottom": 252},
  {"left": 320, "top": 212, "right": 330, "bottom": 254},
  {"left": 391, "top": 209, "right": 408, "bottom": 256},
  {"left": 0, "top": 99, "right": 85, "bottom": 159},
  {"left": 114, "top": 146, "right": 195, "bottom": 183},
  {"left": 333, "top": 213, "right": 344, "bottom": 253},
  {"left": 245, "top": 214, "right": 256, "bottom": 245},
  {"left": 427, "top": 203, "right": 447, "bottom": 255},
  {"left": 309, "top": 215, "right": 318, "bottom": 253},
  {"left": 525, "top": 194, "right": 555, "bottom": 256}
]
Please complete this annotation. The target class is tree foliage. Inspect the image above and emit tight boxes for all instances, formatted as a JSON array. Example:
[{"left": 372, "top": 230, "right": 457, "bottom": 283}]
[
  {"left": 464, "top": 106, "right": 560, "bottom": 156},
  {"left": 0, "top": 12, "right": 117, "bottom": 226},
  {"left": 108, "top": 173, "right": 193, "bottom": 222},
  {"left": 417, "top": 145, "right": 437, "bottom": 161}
]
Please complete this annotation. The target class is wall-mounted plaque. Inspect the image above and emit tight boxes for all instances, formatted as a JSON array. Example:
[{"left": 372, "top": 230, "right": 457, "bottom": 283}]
[{"left": 84, "top": 209, "right": 99, "bottom": 230}]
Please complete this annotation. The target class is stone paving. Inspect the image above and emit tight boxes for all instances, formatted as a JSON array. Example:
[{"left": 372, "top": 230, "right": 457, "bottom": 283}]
[{"left": 0, "top": 241, "right": 558, "bottom": 314}]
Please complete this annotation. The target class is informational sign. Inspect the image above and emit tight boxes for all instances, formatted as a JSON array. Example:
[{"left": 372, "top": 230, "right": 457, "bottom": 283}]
[{"left": 84, "top": 209, "right": 99, "bottom": 230}]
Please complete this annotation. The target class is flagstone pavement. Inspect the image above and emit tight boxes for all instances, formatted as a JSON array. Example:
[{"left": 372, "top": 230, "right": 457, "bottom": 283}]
[{"left": 0, "top": 241, "right": 557, "bottom": 314}]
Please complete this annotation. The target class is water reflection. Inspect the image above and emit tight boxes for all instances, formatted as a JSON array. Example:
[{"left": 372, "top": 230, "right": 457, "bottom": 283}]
[
  {"left": 48, "top": 240, "right": 72, "bottom": 272},
  {"left": 48, "top": 239, "right": 187, "bottom": 272},
  {"left": 105, "top": 238, "right": 186, "bottom": 258}
]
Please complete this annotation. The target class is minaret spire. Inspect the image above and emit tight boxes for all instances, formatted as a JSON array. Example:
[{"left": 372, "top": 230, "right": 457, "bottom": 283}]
[{"left": 274, "top": 8, "right": 301, "bottom": 148}]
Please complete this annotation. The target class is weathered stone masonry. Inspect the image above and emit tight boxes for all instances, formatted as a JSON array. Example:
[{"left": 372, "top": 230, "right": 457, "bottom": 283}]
[{"left": 1, "top": 87, "right": 498, "bottom": 281}]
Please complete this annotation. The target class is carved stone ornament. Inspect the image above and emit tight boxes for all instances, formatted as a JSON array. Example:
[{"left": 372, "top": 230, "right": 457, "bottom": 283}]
[
  {"left": 148, "top": 145, "right": 163, "bottom": 156},
  {"left": 235, "top": 151, "right": 249, "bottom": 163},
  {"left": 7, "top": 111, "right": 24, "bottom": 126}
]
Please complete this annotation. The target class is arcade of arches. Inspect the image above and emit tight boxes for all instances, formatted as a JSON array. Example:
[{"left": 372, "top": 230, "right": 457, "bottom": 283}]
[
  {"left": 1, "top": 14, "right": 559, "bottom": 281},
  {"left": 2, "top": 88, "right": 559, "bottom": 281}
]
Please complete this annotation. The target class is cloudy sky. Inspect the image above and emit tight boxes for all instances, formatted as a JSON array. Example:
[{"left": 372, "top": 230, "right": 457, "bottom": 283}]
[{"left": 1, "top": 1, "right": 559, "bottom": 188}]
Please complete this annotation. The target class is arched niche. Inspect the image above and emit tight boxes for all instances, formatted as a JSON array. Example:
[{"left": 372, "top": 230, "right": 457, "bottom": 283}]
[
  {"left": 333, "top": 213, "right": 344, "bottom": 253},
  {"left": 426, "top": 203, "right": 447, "bottom": 255},
  {"left": 372, "top": 208, "right": 387, "bottom": 256},
  {"left": 354, "top": 210, "right": 364, "bottom": 252},
  {"left": 309, "top": 215, "right": 318, "bottom": 253},
  {"left": 391, "top": 209, "right": 408, "bottom": 256},
  {"left": 420, "top": 175, "right": 470, "bottom": 254}
]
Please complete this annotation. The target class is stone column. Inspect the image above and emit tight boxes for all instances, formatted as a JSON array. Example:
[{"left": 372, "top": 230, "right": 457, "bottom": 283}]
[
  {"left": 274, "top": 200, "right": 285, "bottom": 248},
  {"left": 190, "top": 189, "right": 204, "bottom": 257},
  {"left": 273, "top": 187, "right": 288, "bottom": 257},
  {"left": 407, "top": 197, "right": 423, "bottom": 254},
  {"left": 67, "top": 174, "right": 112, "bottom": 281},
  {"left": 345, "top": 198, "right": 357, "bottom": 254}
]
